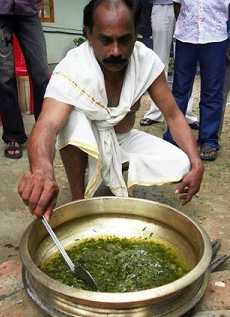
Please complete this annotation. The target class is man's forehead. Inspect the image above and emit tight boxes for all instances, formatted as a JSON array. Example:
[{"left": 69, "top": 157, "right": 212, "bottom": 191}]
[{"left": 93, "top": 1, "right": 134, "bottom": 30}]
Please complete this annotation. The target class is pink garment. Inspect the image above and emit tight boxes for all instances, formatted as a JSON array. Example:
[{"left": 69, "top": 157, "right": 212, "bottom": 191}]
[{"left": 173, "top": 0, "right": 230, "bottom": 44}]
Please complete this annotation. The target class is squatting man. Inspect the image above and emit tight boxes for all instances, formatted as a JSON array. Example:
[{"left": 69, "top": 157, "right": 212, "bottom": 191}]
[{"left": 18, "top": 0, "right": 204, "bottom": 220}]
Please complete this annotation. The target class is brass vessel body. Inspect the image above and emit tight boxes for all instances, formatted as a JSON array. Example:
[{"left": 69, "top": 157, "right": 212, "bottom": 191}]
[{"left": 20, "top": 197, "right": 212, "bottom": 317}]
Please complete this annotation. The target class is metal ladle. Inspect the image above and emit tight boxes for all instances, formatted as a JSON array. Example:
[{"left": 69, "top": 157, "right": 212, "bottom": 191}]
[{"left": 41, "top": 216, "right": 98, "bottom": 291}]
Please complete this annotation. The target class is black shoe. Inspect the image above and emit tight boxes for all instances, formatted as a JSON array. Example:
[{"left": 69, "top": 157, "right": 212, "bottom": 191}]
[{"left": 189, "top": 121, "right": 199, "bottom": 130}]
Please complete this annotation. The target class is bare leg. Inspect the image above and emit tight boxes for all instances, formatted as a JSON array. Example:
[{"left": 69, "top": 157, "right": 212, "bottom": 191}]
[{"left": 60, "top": 145, "right": 88, "bottom": 200}]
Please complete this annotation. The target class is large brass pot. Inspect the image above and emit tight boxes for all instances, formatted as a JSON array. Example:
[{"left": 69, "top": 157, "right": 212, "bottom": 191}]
[{"left": 20, "top": 197, "right": 212, "bottom": 317}]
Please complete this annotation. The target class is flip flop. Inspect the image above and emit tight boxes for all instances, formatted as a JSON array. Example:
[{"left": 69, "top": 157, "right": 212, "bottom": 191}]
[
  {"left": 4, "top": 140, "right": 23, "bottom": 159},
  {"left": 189, "top": 121, "right": 199, "bottom": 130},
  {"left": 140, "top": 118, "right": 161, "bottom": 126},
  {"left": 200, "top": 145, "right": 218, "bottom": 161}
]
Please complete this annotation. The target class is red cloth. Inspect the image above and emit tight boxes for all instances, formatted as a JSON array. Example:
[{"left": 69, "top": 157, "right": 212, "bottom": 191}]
[
  {"left": 12, "top": 35, "right": 34, "bottom": 112},
  {"left": 12, "top": 35, "right": 28, "bottom": 76}
]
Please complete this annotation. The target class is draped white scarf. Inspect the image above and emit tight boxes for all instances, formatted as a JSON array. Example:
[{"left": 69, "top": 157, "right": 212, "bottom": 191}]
[{"left": 45, "top": 41, "right": 165, "bottom": 197}]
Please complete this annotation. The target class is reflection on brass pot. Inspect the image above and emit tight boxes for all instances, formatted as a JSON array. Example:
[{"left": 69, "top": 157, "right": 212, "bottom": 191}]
[{"left": 20, "top": 197, "right": 212, "bottom": 317}]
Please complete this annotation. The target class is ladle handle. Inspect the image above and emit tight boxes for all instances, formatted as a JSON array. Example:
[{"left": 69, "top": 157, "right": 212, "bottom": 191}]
[{"left": 41, "top": 216, "right": 75, "bottom": 272}]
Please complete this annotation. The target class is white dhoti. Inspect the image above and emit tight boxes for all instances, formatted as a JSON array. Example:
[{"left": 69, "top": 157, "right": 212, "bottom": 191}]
[
  {"left": 117, "top": 129, "right": 190, "bottom": 188},
  {"left": 45, "top": 41, "right": 190, "bottom": 198}
]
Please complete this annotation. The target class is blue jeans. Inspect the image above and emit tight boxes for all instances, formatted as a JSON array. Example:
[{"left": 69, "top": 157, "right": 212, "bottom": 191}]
[
  {"left": 164, "top": 39, "right": 228, "bottom": 149},
  {"left": 0, "top": 14, "right": 49, "bottom": 144},
  {"left": 221, "top": 39, "right": 230, "bottom": 134}
]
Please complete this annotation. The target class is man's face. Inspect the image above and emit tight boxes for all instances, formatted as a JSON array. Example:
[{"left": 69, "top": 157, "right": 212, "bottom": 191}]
[{"left": 87, "top": 3, "right": 136, "bottom": 73}]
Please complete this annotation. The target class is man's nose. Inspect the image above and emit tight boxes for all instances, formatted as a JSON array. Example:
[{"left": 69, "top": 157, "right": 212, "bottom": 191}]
[{"left": 110, "top": 42, "right": 121, "bottom": 56}]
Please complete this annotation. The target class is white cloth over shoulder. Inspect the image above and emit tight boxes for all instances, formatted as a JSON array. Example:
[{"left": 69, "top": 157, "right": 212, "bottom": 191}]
[{"left": 45, "top": 40, "right": 190, "bottom": 198}]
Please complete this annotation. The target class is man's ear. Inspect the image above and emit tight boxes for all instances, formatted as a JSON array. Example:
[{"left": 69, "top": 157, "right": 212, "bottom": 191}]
[{"left": 83, "top": 26, "right": 91, "bottom": 42}]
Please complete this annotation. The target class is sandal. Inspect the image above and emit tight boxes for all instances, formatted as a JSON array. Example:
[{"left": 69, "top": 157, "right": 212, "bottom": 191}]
[
  {"left": 4, "top": 140, "right": 23, "bottom": 159},
  {"left": 200, "top": 145, "right": 218, "bottom": 161},
  {"left": 140, "top": 118, "right": 161, "bottom": 126},
  {"left": 189, "top": 121, "right": 199, "bottom": 130}
]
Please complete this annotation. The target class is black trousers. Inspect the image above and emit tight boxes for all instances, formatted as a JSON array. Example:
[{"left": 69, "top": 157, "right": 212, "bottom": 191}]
[{"left": 0, "top": 14, "right": 49, "bottom": 144}]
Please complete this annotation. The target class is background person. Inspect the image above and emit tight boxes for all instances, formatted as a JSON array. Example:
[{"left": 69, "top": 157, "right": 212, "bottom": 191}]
[
  {"left": 0, "top": 0, "right": 49, "bottom": 159},
  {"left": 137, "top": 0, "right": 153, "bottom": 49},
  {"left": 139, "top": 0, "right": 198, "bottom": 129},
  {"left": 220, "top": 7, "right": 230, "bottom": 135},
  {"left": 164, "top": 0, "right": 230, "bottom": 161}
]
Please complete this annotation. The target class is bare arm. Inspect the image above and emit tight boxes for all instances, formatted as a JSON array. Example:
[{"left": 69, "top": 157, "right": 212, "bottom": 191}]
[
  {"left": 148, "top": 72, "right": 204, "bottom": 204},
  {"left": 18, "top": 98, "right": 72, "bottom": 219}
]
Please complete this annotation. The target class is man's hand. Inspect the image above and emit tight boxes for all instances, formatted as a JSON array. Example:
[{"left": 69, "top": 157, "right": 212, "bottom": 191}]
[
  {"left": 18, "top": 171, "right": 59, "bottom": 220},
  {"left": 17, "top": 98, "right": 72, "bottom": 220},
  {"left": 148, "top": 72, "right": 205, "bottom": 205},
  {"left": 175, "top": 164, "right": 204, "bottom": 205}
]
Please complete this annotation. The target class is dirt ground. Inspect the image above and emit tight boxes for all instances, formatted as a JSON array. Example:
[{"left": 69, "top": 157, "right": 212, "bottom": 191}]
[{"left": 0, "top": 75, "right": 229, "bottom": 271}]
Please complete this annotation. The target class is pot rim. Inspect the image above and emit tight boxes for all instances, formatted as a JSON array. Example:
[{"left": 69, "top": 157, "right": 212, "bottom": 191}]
[{"left": 20, "top": 197, "right": 212, "bottom": 306}]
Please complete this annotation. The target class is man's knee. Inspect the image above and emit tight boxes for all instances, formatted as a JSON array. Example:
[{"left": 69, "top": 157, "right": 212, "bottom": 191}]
[
  {"left": 60, "top": 145, "right": 88, "bottom": 177},
  {"left": 60, "top": 145, "right": 87, "bottom": 164},
  {"left": 60, "top": 145, "right": 87, "bottom": 200},
  {"left": 60, "top": 144, "right": 85, "bottom": 155}
]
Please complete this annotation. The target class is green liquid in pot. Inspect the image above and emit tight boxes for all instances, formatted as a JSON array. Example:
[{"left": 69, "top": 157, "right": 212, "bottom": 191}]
[{"left": 40, "top": 237, "right": 189, "bottom": 292}]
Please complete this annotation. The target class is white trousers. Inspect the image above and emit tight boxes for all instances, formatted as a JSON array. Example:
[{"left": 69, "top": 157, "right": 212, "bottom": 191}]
[{"left": 144, "top": 5, "right": 197, "bottom": 123}]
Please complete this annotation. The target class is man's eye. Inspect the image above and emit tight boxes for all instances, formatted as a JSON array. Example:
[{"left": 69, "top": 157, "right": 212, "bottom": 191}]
[
  {"left": 100, "top": 37, "right": 112, "bottom": 45},
  {"left": 119, "top": 36, "right": 131, "bottom": 45}
]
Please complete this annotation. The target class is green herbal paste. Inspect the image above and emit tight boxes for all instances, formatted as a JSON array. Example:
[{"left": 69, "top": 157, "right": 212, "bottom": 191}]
[{"left": 40, "top": 237, "right": 189, "bottom": 292}]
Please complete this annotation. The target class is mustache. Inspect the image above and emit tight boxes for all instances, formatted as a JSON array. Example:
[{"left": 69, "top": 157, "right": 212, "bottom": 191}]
[{"left": 103, "top": 57, "right": 128, "bottom": 65}]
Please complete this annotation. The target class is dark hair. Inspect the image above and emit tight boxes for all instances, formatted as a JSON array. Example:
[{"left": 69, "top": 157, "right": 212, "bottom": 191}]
[{"left": 83, "top": 0, "right": 142, "bottom": 34}]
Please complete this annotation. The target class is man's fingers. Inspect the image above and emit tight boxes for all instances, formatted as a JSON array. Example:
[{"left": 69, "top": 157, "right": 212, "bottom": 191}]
[
  {"left": 18, "top": 177, "right": 25, "bottom": 197},
  {"left": 18, "top": 173, "right": 44, "bottom": 211},
  {"left": 177, "top": 193, "right": 188, "bottom": 199},
  {"left": 28, "top": 182, "right": 44, "bottom": 211},
  {"left": 175, "top": 181, "right": 189, "bottom": 194},
  {"left": 175, "top": 164, "right": 203, "bottom": 205},
  {"left": 32, "top": 181, "right": 59, "bottom": 218},
  {"left": 19, "top": 182, "right": 34, "bottom": 206},
  {"left": 44, "top": 203, "right": 56, "bottom": 222},
  {"left": 177, "top": 192, "right": 192, "bottom": 204},
  {"left": 176, "top": 182, "right": 197, "bottom": 205},
  {"left": 18, "top": 172, "right": 33, "bottom": 204},
  {"left": 18, "top": 171, "right": 59, "bottom": 219}
]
